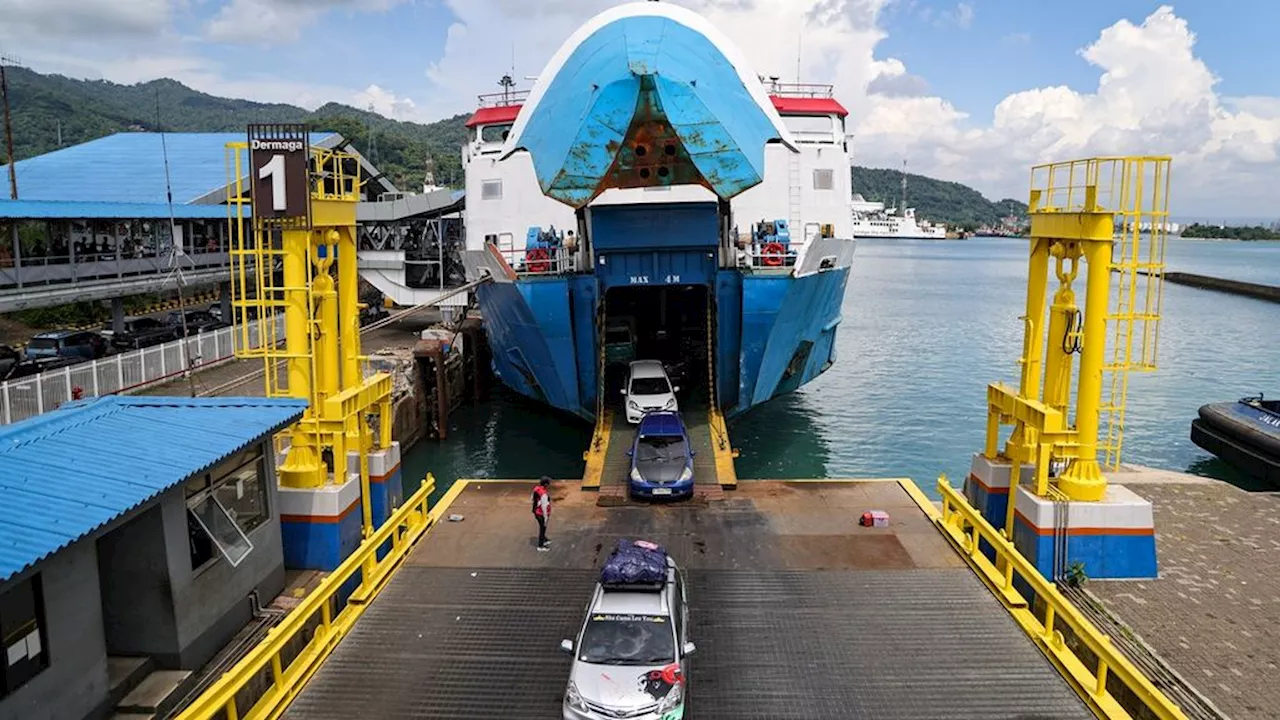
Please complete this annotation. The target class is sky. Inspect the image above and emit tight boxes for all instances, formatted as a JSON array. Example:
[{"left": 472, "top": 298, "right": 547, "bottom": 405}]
[{"left": 2, "top": 0, "right": 1279, "bottom": 218}]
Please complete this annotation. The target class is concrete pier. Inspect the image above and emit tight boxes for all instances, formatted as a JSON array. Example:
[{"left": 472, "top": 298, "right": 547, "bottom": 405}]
[
  {"left": 1164, "top": 272, "right": 1280, "bottom": 303},
  {"left": 1085, "top": 469, "right": 1278, "bottom": 719}
]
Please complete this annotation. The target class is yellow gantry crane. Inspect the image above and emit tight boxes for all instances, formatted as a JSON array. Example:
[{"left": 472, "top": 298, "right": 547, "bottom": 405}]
[
  {"left": 987, "top": 156, "right": 1171, "bottom": 530},
  {"left": 225, "top": 126, "right": 393, "bottom": 537}
]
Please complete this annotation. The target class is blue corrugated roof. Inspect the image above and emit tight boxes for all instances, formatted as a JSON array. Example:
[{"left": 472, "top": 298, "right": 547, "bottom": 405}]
[
  {"left": 0, "top": 395, "right": 307, "bottom": 583},
  {"left": 6, "top": 132, "right": 334, "bottom": 205},
  {"left": 0, "top": 199, "right": 247, "bottom": 220}
]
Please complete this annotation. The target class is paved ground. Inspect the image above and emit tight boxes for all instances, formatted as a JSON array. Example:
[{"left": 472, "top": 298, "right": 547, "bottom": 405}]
[
  {"left": 137, "top": 320, "right": 427, "bottom": 397},
  {"left": 1089, "top": 478, "right": 1280, "bottom": 720},
  {"left": 284, "top": 481, "right": 1088, "bottom": 720}
]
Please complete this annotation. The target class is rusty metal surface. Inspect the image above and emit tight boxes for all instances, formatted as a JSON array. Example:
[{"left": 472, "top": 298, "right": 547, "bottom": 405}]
[{"left": 282, "top": 482, "right": 1087, "bottom": 718}]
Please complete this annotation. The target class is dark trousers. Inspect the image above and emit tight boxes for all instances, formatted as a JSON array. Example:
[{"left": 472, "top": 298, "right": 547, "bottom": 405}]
[{"left": 536, "top": 515, "right": 548, "bottom": 546}]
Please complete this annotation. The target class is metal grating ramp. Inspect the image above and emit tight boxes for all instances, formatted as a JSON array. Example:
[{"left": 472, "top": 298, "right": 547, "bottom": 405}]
[{"left": 284, "top": 566, "right": 1089, "bottom": 720}]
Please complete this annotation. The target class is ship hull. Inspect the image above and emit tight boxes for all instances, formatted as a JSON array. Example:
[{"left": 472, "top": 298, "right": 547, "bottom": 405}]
[{"left": 474, "top": 261, "right": 850, "bottom": 422}]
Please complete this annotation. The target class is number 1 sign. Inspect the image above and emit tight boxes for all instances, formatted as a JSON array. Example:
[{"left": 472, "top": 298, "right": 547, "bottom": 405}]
[{"left": 248, "top": 124, "right": 311, "bottom": 227}]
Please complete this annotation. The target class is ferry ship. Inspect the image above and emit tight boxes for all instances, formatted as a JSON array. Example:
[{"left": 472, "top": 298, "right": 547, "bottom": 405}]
[
  {"left": 850, "top": 195, "right": 948, "bottom": 239},
  {"left": 460, "top": 2, "right": 856, "bottom": 421}
]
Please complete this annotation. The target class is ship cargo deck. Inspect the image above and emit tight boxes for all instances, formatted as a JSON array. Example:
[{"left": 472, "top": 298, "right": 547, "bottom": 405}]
[{"left": 282, "top": 480, "right": 1089, "bottom": 719}]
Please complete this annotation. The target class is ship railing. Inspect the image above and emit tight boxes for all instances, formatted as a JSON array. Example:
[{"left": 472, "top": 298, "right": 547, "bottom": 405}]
[
  {"left": 477, "top": 89, "right": 530, "bottom": 107},
  {"left": 496, "top": 244, "right": 585, "bottom": 277},
  {"left": 761, "top": 79, "right": 834, "bottom": 98},
  {"left": 734, "top": 242, "right": 801, "bottom": 270},
  {"left": 935, "top": 479, "right": 1188, "bottom": 720}
]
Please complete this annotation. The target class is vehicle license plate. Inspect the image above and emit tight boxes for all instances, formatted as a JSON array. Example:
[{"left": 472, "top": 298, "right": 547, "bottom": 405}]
[{"left": 651, "top": 488, "right": 673, "bottom": 496}]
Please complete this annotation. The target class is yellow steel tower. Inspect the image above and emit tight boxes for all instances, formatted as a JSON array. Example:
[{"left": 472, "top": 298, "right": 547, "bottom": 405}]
[
  {"left": 985, "top": 156, "right": 1170, "bottom": 531},
  {"left": 226, "top": 126, "right": 393, "bottom": 540}
]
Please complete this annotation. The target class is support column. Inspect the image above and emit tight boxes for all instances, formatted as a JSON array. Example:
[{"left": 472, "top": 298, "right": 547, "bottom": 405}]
[
  {"left": 337, "top": 227, "right": 360, "bottom": 389},
  {"left": 1058, "top": 238, "right": 1113, "bottom": 502},
  {"left": 111, "top": 297, "right": 125, "bottom": 334},
  {"left": 1003, "top": 237, "right": 1051, "bottom": 461},
  {"left": 277, "top": 228, "right": 321, "bottom": 489}
]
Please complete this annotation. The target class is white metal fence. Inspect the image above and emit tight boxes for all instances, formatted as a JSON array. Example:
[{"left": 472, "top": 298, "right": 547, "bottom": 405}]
[{"left": 0, "top": 318, "right": 285, "bottom": 425}]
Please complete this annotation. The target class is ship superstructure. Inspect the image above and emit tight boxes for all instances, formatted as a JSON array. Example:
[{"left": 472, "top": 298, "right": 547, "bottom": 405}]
[{"left": 460, "top": 2, "right": 855, "bottom": 420}]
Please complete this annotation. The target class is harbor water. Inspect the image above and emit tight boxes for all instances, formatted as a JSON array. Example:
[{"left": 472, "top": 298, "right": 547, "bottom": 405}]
[{"left": 404, "top": 236, "right": 1280, "bottom": 498}]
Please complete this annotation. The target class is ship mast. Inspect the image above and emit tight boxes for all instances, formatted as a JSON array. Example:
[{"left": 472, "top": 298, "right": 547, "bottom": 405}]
[{"left": 900, "top": 158, "right": 907, "bottom": 217}]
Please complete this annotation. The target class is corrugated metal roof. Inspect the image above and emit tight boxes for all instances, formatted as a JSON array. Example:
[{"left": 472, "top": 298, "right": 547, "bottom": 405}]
[
  {"left": 8, "top": 132, "right": 333, "bottom": 205},
  {"left": 0, "top": 395, "right": 307, "bottom": 583},
  {"left": 0, "top": 199, "right": 247, "bottom": 220}
]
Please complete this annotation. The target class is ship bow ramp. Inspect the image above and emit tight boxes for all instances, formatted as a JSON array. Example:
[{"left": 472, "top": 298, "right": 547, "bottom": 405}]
[{"left": 503, "top": 2, "right": 793, "bottom": 207}]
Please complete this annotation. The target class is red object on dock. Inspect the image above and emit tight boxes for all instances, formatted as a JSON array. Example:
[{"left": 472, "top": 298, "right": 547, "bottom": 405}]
[{"left": 860, "top": 510, "right": 889, "bottom": 527}]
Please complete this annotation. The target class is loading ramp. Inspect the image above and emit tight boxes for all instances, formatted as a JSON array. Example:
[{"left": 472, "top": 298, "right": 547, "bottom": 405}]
[
  {"left": 282, "top": 480, "right": 1089, "bottom": 720},
  {"left": 583, "top": 405, "right": 731, "bottom": 491}
]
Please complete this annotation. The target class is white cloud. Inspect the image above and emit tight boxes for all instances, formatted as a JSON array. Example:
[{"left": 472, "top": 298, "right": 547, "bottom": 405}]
[
  {"left": 853, "top": 6, "right": 1280, "bottom": 214},
  {"left": 0, "top": 0, "right": 171, "bottom": 39},
  {"left": 417, "top": 2, "right": 1280, "bottom": 214},
  {"left": 354, "top": 84, "right": 417, "bottom": 119},
  {"left": 204, "top": 0, "right": 403, "bottom": 44}
]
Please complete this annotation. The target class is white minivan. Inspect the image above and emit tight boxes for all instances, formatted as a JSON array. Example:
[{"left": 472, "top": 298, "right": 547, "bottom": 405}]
[{"left": 622, "top": 360, "right": 679, "bottom": 424}]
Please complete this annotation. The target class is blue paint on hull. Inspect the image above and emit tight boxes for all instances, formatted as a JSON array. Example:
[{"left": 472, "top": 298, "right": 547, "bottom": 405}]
[{"left": 473, "top": 263, "right": 851, "bottom": 422}]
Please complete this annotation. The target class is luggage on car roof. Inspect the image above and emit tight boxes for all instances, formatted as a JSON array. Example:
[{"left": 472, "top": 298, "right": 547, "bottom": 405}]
[{"left": 600, "top": 539, "right": 668, "bottom": 587}]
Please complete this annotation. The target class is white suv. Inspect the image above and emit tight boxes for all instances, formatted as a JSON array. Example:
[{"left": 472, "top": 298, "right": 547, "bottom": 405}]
[
  {"left": 561, "top": 554, "right": 693, "bottom": 720},
  {"left": 622, "top": 360, "right": 679, "bottom": 424}
]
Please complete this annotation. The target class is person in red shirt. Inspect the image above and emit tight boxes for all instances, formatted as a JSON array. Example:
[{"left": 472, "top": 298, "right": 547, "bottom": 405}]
[{"left": 532, "top": 476, "right": 552, "bottom": 551}]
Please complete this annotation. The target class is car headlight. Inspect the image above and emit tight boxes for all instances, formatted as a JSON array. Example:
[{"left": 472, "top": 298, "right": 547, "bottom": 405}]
[
  {"left": 664, "top": 398, "right": 676, "bottom": 409},
  {"left": 565, "top": 681, "right": 589, "bottom": 712},
  {"left": 656, "top": 683, "right": 683, "bottom": 714},
  {"left": 628, "top": 400, "right": 640, "bottom": 410},
  {"left": 630, "top": 467, "right": 643, "bottom": 482},
  {"left": 679, "top": 466, "right": 693, "bottom": 482}
]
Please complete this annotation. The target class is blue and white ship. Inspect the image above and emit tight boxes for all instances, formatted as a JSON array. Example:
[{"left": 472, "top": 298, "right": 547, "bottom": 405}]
[{"left": 461, "top": 2, "right": 856, "bottom": 421}]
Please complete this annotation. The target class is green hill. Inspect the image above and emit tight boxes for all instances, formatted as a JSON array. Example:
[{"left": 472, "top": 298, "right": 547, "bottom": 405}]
[
  {"left": 851, "top": 166, "right": 1026, "bottom": 228},
  {"left": 0, "top": 66, "right": 467, "bottom": 191},
  {"left": 3, "top": 66, "right": 1022, "bottom": 222}
]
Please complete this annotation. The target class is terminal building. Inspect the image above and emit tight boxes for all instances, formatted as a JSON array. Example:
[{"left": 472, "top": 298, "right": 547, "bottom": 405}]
[
  {"left": 0, "top": 396, "right": 306, "bottom": 720},
  {"left": 0, "top": 131, "right": 467, "bottom": 320}
]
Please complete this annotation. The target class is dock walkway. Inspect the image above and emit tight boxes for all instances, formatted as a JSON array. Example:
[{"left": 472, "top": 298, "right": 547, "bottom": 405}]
[
  {"left": 283, "top": 480, "right": 1089, "bottom": 719},
  {"left": 1087, "top": 472, "right": 1280, "bottom": 720}
]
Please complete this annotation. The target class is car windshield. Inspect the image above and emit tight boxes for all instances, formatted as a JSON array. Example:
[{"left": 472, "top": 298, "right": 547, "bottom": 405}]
[
  {"left": 578, "top": 613, "right": 675, "bottom": 666},
  {"left": 630, "top": 377, "right": 670, "bottom": 395},
  {"left": 637, "top": 435, "right": 687, "bottom": 464},
  {"left": 27, "top": 338, "right": 58, "bottom": 350}
]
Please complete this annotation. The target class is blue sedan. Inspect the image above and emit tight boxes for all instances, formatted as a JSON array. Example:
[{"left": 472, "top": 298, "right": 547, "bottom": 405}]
[{"left": 627, "top": 411, "right": 695, "bottom": 499}]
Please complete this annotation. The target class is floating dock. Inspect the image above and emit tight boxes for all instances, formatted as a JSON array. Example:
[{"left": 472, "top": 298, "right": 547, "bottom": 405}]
[{"left": 281, "top": 480, "right": 1090, "bottom": 719}]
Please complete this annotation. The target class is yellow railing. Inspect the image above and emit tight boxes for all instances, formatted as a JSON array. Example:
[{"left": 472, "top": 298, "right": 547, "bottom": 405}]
[
  {"left": 176, "top": 475, "right": 446, "bottom": 720},
  {"left": 935, "top": 480, "right": 1187, "bottom": 720}
]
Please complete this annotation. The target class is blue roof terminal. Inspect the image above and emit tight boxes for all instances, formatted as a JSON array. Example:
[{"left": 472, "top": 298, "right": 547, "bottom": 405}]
[
  {"left": 3, "top": 131, "right": 334, "bottom": 205},
  {"left": 0, "top": 395, "right": 307, "bottom": 583}
]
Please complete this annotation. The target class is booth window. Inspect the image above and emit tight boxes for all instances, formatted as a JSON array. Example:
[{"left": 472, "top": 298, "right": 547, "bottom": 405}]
[
  {"left": 481, "top": 180, "right": 503, "bottom": 200},
  {"left": 186, "top": 449, "right": 267, "bottom": 569},
  {"left": 1, "top": 575, "right": 48, "bottom": 698}
]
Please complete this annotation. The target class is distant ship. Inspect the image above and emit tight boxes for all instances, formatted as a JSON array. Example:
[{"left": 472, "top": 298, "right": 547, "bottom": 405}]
[
  {"left": 850, "top": 160, "right": 947, "bottom": 239},
  {"left": 850, "top": 195, "right": 947, "bottom": 239}
]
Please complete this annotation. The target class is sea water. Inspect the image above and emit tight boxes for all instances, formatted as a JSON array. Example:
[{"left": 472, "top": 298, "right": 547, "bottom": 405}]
[{"left": 404, "top": 237, "right": 1280, "bottom": 498}]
